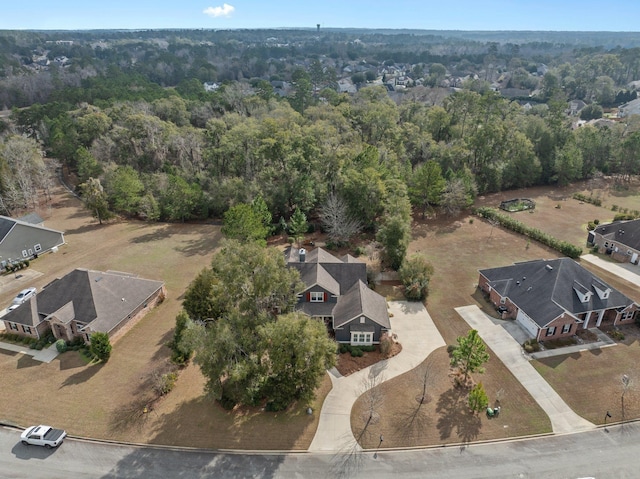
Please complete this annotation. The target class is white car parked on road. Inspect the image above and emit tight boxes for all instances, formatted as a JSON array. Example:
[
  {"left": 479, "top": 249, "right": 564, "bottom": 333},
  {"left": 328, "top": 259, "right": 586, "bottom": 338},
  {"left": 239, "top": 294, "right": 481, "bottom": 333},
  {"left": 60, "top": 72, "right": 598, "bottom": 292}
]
[{"left": 11, "top": 287, "right": 36, "bottom": 305}]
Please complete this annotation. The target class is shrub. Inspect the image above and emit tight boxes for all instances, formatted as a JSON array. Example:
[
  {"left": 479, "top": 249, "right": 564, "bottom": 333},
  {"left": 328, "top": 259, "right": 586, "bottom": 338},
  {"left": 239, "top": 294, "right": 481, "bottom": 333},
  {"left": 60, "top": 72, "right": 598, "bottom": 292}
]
[
  {"left": 522, "top": 339, "right": 540, "bottom": 353},
  {"left": 55, "top": 339, "right": 67, "bottom": 353},
  {"left": 608, "top": 330, "right": 625, "bottom": 341},
  {"left": 379, "top": 333, "right": 393, "bottom": 357},
  {"left": 90, "top": 332, "right": 112, "bottom": 362},
  {"left": 447, "top": 344, "right": 457, "bottom": 355},
  {"left": 399, "top": 255, "right": 434, "bottom": 301},
  {"left": 353, "top": 246, "right": 366, "bottom": 257},
  {"left": 350, "top": 347, "right": 363, "bottom": 357},
  {"left": 468, "top": 382, "right": 489, "bottom": 413}
]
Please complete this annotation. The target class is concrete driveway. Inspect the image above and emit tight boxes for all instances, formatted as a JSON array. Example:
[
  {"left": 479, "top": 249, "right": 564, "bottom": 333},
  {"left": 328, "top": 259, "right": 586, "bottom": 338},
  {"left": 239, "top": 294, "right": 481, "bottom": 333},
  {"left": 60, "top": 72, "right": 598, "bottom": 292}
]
[
  {"left": 455, "top": 305, "right": 595, "bottom": 434},
  {"left": 308, "top": 301, "right": 445, "bottom": 452}
]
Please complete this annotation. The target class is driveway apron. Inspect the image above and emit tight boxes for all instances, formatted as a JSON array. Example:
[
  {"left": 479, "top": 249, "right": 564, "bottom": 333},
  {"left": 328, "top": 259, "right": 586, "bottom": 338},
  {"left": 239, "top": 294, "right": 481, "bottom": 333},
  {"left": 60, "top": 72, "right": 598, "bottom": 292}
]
[
  {"left": 308, "top": 301, "right": 445, "bottom": 452},
  {"left": 455, "top": 305, "right": 595, "bottom": 434}
]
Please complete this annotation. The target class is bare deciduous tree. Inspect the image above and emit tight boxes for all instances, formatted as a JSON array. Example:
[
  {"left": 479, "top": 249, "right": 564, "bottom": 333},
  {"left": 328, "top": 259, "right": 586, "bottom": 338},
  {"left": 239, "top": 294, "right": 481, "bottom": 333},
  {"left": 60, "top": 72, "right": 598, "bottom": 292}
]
[{"left": 320, "top": 192, "right": 362, "bottom": 245}]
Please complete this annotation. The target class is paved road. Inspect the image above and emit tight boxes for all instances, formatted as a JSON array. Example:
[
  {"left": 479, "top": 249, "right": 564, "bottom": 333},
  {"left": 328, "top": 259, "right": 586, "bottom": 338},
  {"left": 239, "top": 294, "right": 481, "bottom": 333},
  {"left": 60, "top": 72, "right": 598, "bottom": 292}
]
[
  {"left": 2, "top": 423, "right": 637, "bottom": 478},
  {"left": 309, "top": 301, "right": 445, "bottom": 452},
  {"left": 455, "top": 305, "right": 595, "bottom": 434}
]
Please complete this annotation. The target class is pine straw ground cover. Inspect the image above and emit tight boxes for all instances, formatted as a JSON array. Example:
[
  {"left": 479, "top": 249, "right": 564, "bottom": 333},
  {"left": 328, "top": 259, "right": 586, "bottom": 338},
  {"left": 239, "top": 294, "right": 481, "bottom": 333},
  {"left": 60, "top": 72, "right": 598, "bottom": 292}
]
[{"left": 0, "top": 186, "right": 330, "bottom": 450}]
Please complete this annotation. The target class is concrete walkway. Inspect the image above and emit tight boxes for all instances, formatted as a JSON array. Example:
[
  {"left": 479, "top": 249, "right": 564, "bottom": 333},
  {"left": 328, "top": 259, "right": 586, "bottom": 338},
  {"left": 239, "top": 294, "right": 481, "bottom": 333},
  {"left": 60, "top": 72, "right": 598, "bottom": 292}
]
[
  {"left": 581, "top": 253, "right": 640, "bottom": 287},
  {"left": 0, "top": 341, "right": 60, "bottom": 363},
  {"left": 529, "top": 328, "right": 616, "bottom": 360},
  {"left": 455, "top": 305, "right": 595, "bottom": 435},
  {"left": 308, "top": 301, "right": 445, "bottom": 452}
]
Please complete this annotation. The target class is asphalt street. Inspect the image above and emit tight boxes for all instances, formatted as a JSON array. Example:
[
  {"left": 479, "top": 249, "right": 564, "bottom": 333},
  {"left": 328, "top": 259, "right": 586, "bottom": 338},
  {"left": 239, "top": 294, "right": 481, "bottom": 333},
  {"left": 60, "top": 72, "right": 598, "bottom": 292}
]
[{"left": 1, "top": 423, "right": 637, "bottom": 478}]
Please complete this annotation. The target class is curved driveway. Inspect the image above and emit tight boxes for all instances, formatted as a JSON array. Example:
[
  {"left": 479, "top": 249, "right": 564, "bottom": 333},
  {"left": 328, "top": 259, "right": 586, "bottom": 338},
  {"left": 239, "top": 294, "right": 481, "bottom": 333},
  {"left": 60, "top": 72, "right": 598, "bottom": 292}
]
[
  {"left": 455, "top": 305, "right": 595, "bottom": 434},
  {"left": 309, "top": 301, "right": 445, "bottom": 452}
]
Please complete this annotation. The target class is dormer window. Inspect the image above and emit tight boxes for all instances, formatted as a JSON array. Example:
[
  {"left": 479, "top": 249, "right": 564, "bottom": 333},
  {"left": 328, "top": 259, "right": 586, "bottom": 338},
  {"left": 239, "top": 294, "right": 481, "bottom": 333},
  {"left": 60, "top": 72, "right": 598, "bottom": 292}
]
[
  {"left": 573, "top": 280, "right": 592, "bottom": 303},
  {"left": 310, "top": 292, "right": 324, "bottom": 302}
]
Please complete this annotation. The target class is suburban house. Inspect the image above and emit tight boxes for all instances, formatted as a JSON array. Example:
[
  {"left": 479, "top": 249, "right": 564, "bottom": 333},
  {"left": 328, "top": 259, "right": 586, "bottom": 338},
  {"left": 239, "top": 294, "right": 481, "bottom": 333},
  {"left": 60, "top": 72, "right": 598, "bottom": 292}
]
[
  {"left": 285, "top": 246, "right": 390, "bottom": 346},
  {"left": 0, "top": 215, "right": 65, "bottom": 268},
  {"left": 2, "top": 269, "right": 165, "bottom": 344},
  {"left": 588, "top": 219, "right": 640, "bottom": 264},
  {"left": 478, "top": 258, "right": 638, "bottom": 341}
]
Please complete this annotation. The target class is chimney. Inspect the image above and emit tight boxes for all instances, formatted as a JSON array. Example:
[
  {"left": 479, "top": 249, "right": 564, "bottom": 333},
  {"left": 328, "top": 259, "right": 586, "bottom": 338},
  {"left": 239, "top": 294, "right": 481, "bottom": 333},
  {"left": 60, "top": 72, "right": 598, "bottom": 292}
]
[{"left": 299, "top": 248, "right": 306, "bottom": 263}]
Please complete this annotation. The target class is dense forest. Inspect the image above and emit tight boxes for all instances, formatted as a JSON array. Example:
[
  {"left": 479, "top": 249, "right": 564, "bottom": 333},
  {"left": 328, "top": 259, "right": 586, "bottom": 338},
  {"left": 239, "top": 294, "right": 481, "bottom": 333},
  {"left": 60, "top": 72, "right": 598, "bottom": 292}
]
[{"left": 2, "top": 28, "right": 640, "bottom": 248}]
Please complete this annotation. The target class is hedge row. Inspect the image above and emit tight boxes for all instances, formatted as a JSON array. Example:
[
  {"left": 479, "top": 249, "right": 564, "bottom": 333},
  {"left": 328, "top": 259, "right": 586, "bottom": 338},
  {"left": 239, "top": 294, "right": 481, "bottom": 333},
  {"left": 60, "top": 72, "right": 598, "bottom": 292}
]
[
  {"left": 474, "top": 207, "right": 583, "bottom": 259},
  {"left": 572, "top": 193, "right": 602, "bottom": 207}
]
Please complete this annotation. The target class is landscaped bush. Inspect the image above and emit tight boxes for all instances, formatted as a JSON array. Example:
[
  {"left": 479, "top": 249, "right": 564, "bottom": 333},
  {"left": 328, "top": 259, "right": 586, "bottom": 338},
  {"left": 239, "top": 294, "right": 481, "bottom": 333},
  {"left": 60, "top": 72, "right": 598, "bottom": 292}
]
[
  {"left": 613, "top": 213, "right": 639, "bottom": 221},
  {"left": 608, "top": 330, "right": 625, "bottom": 341},
  {"left": 475, "top": 207, "right": 583, "bottom": 259},
  {"left": 55, "top": 339, "right": 67, "bottom": 353},
  {"left": 350, "top": 347, "right": 364, "bottom": 357},
  {"left": 522, "top": 339, "right": 541, "bottom": 353}
]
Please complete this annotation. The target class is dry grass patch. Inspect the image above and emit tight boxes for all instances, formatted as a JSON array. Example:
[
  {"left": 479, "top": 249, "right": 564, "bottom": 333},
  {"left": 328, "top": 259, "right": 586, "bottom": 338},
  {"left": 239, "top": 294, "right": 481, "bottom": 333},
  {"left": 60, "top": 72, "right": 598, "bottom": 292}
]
[
  {"left": 351, "top": 348, "right": 551, "bottom": 449},
  {"left": 533, "top": 342, "right": 640, "bottom": 425},
  {"left": 0, "top": 186, "right": 331, "bottom": 450}
]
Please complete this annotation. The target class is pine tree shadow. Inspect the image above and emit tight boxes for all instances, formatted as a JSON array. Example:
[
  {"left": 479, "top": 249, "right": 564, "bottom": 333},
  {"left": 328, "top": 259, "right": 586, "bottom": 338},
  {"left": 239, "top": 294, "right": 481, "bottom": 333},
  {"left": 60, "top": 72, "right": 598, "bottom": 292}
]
[{"left": 435, "top": 386, "right": 481, "bottom": 443}]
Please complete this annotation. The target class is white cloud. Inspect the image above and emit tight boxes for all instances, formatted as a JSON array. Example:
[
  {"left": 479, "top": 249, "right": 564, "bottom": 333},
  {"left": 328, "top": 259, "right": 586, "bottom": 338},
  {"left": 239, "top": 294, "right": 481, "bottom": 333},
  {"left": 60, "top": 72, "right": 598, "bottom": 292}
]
[{"left": 203, "top": 3, "right": 235, "bottom": 18}]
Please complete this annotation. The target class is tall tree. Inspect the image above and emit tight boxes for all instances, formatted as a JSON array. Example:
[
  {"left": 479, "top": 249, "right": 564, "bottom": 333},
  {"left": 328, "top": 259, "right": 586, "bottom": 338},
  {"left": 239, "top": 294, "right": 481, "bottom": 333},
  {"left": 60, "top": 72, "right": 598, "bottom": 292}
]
[
  {"left": 222, "top": 202, "right": 270, "bottom": 245},
  {"left": 409, "top": 161, "right": 446, "bottom": 218},
  {"left": 451, "top": 329, "right": 490, "bottom": 382},
  {"left": 288, "top": 207, "right": 309, "bottom": 246},
  {"left": 319, "top": 192, "right": 362, "bottom": 245},
  {"left": 80, "top": 177, "right": 113, "bottom": 225},
  {"left": 258, "top": 312, "right": 336, "bottom": 410}
]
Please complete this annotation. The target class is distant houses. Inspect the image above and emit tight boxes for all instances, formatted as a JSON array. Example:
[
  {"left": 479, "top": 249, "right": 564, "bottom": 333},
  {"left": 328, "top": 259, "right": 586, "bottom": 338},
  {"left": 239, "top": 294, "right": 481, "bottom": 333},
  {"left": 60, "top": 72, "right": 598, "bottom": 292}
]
[{"left": 0, "top": 215, "right": 65, "bottom": 269}]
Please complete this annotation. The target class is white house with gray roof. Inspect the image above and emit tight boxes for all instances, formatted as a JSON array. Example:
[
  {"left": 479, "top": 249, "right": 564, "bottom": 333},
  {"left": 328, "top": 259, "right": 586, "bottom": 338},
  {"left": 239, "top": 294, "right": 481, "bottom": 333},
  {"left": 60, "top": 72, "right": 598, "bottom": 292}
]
[
  {"left": 479, "top": 258, "right": 638, "bottom": 341},
  {"left": 285, "top": 246, "right": 390, "bottom": 346}
]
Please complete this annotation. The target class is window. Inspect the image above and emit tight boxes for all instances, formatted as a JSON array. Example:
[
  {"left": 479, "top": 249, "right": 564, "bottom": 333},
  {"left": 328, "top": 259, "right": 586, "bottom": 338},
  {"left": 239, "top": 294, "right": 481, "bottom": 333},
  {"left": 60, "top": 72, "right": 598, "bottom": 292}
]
[
  {"left": 9, "top": 323, "right": 18, "bottom": 331},
  {"left": 22, "top": 325, "right": 32, "bottom": 334},
  {"left": 562, "top": 324, "right": 572, "bottom": 334},
  {"left": 34, "top": 244, "right": 42, "bottom": 253},
  {"left": 546, "top": 327, "right": 556, "bottom": 337},
  {"left": 351, "top": 332, "right": 373, "bottom": 345},
  {"left": 621, "top": 310, "right": 635, "bottom": 321},
  {"left": 310, "top": 292, "right": 324, "bottom": 302},
  {"left": 21, "top": 250, "right": 28, "bottom": 258}
]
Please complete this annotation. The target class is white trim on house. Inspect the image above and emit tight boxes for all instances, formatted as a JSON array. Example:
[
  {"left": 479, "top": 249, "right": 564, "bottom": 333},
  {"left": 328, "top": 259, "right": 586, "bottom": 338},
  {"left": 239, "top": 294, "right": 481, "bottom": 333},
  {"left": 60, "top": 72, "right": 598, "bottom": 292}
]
[{"left": 350, "top": 331, "right": 373, "bottom": 346}]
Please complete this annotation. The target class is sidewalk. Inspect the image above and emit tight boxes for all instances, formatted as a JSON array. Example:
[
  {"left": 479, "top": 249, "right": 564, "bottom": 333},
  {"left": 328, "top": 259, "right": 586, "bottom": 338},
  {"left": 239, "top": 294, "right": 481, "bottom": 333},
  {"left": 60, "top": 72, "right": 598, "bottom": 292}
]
[
  {"left": 455, "top": 305, "right": 595, "bottom": 435},
  {"left": 0, "top": 341, "right": 60, "bottom": 363},
  {"left": 308, "top": 301, "right": 445, "bottom": 452},
  {"left": 581, "top": 254, "right": 640, "bottom": 287}
]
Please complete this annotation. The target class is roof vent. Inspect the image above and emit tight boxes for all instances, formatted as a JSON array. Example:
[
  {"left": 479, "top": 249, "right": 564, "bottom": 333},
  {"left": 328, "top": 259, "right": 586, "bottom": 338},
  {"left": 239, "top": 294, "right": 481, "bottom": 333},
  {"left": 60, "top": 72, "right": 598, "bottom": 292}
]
[
  {"left": 546, "top": 264, "right": 553, "bottom": 271},
  {"left": 523, "top": 276, "right": 526, "bottom": 281},
  {"left": 516, "top": 281, "right": 520, "bottom": 286}
]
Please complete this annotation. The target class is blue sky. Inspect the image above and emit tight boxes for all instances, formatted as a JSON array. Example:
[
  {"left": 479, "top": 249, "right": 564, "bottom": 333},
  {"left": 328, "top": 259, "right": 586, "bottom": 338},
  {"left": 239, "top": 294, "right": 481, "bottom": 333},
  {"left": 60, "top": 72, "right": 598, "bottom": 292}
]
[{"left": 3, "top": 0, "right": 638, "bottom": 31}]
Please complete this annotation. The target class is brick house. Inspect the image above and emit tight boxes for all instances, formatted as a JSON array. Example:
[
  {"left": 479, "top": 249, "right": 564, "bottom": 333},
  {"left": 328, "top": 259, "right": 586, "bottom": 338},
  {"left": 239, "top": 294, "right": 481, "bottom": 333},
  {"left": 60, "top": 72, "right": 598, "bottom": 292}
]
[
  {"left": 588, "top": 219, "right": 640, "bottom": 264},
  {"left": 285, "top": 246, "right": 390, "bottom": 346},
  {"left": 478, "top": 258, "right": 638, "bottom": 341},
  {"left": 3, "top": 269, "right": 165, "bottom": 344}
]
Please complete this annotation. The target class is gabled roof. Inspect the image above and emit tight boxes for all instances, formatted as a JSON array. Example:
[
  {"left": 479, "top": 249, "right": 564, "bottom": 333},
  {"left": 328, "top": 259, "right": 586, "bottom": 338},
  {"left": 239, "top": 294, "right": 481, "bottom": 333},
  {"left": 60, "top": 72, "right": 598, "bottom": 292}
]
[
  {"left": 594, "top": 219, "right": 640, "bottom": 251},
  {"left": 4, "top": 269, "right": 164, "bottom": 335},
  {"left": 0, "top": 215, "right": 63, "bottom": 241},
  {"left": 479, "top": 258, "right": 633, "bottom": 328},
  {"left": 285, "top": 246, "right": 389, "bottom": 328},
  {"left": 333, "top": 280, "right": 391, "bottom": 329}
]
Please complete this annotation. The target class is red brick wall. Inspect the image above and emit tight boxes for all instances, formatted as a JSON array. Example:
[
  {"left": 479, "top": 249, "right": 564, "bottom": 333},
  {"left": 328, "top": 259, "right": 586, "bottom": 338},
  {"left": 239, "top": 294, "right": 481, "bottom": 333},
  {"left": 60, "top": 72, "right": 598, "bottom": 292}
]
[{"left": 539, "top": 315, "right": 577, "bottom": 341}]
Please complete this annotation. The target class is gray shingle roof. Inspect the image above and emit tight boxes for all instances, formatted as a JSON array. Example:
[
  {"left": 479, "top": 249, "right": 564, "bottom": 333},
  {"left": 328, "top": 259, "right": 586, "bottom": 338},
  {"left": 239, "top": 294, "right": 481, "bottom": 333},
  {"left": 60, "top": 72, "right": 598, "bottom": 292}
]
[
  {"left": 479, "top": 258, "right": 633, "bottom": 327},
  {"left": 594, "top": 219, "right": 640, "bottom": 251},
  {"left": 286, "top": 246, "right": 389, "bottom": 328},
  {"left": 4, "top": 269, "right": 164, "bottom": 335},
  {"left": 333, "top": 280, "right": 391, "bottom": 329}
]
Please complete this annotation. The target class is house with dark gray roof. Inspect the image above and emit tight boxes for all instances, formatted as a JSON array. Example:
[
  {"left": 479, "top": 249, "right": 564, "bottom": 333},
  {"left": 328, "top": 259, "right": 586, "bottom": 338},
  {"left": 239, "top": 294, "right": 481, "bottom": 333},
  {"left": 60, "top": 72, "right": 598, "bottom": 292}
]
[
  {"left": 479, "top": 258, "right": 637, "bottom": 341},
  {"left": 0, "top": 215, "right": 64, "bottom": 268},
  {"left": 285, "top": 246, "right": 390, "bottom": 346},
  {"left": 2, "top": 269, "right": 165, "bottom": 344},
  {"left": 588, "top": 218, "right": 640, "bottom": 264}
]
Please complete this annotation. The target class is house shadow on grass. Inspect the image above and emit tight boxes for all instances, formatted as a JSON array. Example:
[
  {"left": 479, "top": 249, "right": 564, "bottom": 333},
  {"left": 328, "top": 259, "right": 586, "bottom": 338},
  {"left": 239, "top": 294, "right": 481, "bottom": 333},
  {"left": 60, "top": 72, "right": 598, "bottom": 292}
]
[
  {"left": 534, "top": 352, "right": 582, "bottom": 369},
  {"left": 16, "top": 354, "right": 39, "bottom": 369},
  {"left": 60, "top": 362, "right": 103, "bottom": 387},
  {"left": 435, "top": 387, "right": 481, "bottom": 443}
]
